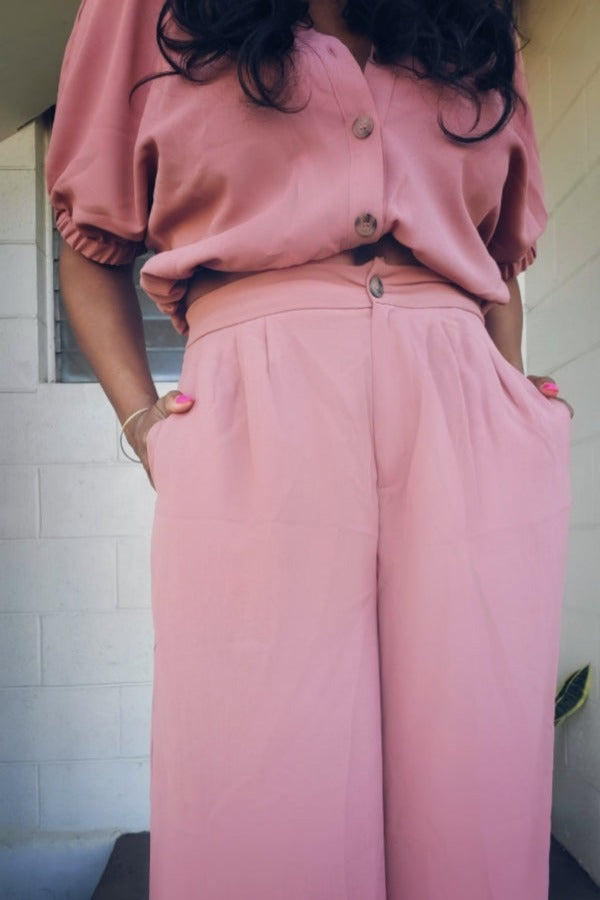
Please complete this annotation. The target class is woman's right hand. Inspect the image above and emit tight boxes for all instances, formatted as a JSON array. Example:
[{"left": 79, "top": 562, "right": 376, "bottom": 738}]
[{"left": 124, "top": 391, "right": 195, "bottom": 487}]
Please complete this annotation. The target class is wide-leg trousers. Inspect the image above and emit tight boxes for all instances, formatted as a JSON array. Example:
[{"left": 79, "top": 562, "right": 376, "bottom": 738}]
[{"left": 147, "top": 259, "right": 572, "bottom": 900}]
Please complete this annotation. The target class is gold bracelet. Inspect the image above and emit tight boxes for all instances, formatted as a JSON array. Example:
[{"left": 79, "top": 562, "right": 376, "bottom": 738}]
[{"left": 119, "top": 407, "right": 151, "bottom": 463}]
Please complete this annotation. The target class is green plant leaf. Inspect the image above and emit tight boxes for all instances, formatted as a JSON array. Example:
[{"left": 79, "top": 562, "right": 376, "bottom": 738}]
[{"left": 555, "top": 664, "right": 592, "bottom": 726}]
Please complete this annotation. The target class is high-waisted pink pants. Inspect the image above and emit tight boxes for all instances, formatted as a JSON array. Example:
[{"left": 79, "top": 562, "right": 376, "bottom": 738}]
[{"left": 147, "top": 259, "right": 572, "bottom": 900}]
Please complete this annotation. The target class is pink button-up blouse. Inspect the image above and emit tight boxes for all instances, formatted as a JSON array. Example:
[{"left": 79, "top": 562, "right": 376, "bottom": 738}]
[{"left": 46, "top": 0, "right": 548, "bottom": 333}]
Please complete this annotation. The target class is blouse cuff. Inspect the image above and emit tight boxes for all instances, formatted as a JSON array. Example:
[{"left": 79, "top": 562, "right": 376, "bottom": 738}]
[
  {"left": 55, "top": 208, "right": 144, "bottom": 266},
  {"left": 495, "top": 244, "right": 537, "bottom": 281}
]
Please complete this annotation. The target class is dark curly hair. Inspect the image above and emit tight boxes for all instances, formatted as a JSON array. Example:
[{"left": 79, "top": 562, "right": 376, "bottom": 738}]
[{"left": 143, "top": 0, "right": 527, "bottom": 143}]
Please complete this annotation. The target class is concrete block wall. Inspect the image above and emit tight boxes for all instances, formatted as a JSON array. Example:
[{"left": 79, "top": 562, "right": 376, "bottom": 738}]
[
  {"left": 0, "top": 121, "right": 163, "bottom": 899},
  {"left": 521, "top": 0, "right": 600, "bottom": 884}
]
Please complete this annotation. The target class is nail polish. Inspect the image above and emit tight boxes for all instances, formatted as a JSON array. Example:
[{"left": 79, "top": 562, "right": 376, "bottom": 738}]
[
  {"left": 541, "top": 382, "right": 559, "bottom": 393},
  {"left": 175, "top": 394, "right": 194, "bottom": 404}
]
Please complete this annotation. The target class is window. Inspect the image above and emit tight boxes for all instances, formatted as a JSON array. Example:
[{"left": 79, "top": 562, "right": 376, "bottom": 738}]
[{"left": 53, "top": 227, "right": 186, "bottom": 383}]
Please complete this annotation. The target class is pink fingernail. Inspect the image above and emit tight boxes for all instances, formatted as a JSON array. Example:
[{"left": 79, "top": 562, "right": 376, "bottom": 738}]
[
  {"left": 175, "top": 394, "right": 194, "bottom": 404},
  {"left": 541, "top": 382, "right": 559, "bottom": 393}
]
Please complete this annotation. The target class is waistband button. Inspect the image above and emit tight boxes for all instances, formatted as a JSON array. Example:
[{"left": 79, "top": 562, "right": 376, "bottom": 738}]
[
  {"left": 355, "top": 213, "right": 378, "bottom": 237},
  {"left": 369, "top": 275, "right": 384, "bottom": 298}
]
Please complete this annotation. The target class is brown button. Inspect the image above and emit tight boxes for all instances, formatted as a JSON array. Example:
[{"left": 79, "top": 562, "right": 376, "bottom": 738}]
[
  {"left": 354, "top": 213, "right": 378, "bottom": 238},
  {"left": 369, "top": 275, "right": 384, "bottom": 298},
  {"left": 352, "top": 116, "right": 375, "bottom": 139}
]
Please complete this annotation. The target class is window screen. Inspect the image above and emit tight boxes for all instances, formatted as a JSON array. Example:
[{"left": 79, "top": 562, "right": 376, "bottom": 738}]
[{"left": 54, "top": 228, "right": 186, "bottom": 383}]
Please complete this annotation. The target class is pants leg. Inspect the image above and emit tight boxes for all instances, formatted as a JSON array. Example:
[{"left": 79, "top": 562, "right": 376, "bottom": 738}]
[
  {"left": 372, "top": 299, "right": 572, "bottom": 900},
  {"left": 148, "top": 305, "right": 386, "bottom": 900}
]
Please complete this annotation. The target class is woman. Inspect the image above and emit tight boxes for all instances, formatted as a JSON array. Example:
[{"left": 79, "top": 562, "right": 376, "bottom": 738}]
[{"left": 47, "top": 1, "right": 573, "bottom": 897}]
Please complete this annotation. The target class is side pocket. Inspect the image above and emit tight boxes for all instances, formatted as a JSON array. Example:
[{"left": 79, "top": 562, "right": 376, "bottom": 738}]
[
  {"left": 145, "top": 417, "right": 168, "bottom": 485},
  {"left": 483, "top": 329, "right": 571, "bottom": 429}
]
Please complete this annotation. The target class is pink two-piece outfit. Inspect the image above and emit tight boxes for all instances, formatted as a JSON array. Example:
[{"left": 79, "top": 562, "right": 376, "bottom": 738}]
[{"left": 47, "top": 2, "right": 572, "bottom": 897}]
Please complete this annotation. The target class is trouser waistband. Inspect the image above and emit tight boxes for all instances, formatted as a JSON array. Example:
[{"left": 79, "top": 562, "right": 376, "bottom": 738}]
[{"left": 185, "top": 258, "right": 487, "bottom": 347}]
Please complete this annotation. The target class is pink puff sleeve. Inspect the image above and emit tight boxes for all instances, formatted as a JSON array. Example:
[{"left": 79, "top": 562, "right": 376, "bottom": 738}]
[
  {"left": 486, "top": 44, "right": 549, "bottom": 280},
  {"left": 46, "top": 0, "right": 161, "bottom": 265}
]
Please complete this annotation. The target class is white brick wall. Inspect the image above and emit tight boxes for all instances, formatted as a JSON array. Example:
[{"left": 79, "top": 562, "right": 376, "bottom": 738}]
[
  {"left": 0, "top": 538, "right": 116, "bottom": 612},
  {"left": 0, "top": 616, "right": 41, "bottom": 687},
  {"left": 120, "top": 685, "right": 153, "bottom": 757},
  {"left": 0, "top": 246, "right": 38, "bottom": 317},
  {"left": 0, "top": 319, "right": 39, "bottom": 392},
  {"left": 0, "top": 171, "right": 36, "bottom": 242},
  {"left": 522, "top": 0, "right": 600, "bottom": 883},
  {"left": 0, "top": 122, "right": 161, "bottom": 876},
  {"left": 0, "top": 687, "right": 120, "bottom": 763},
  {"left": 40, "top": 466, "right": 156, "bottom": 538},
  {"left": 117, "top": 537, "right": 152, "bottom": 608},
  {"left": 42, "top": 611, "right": 153, "bottom": 686},
  {"left": 0, "top": 467, "right": 39, "bottom": 539},
  {"left": 39, "top": 760, "right": 150, "bottom": 831},
  {"left": 0, "top": 385, "right": 116, "bottom": 464},
  {"left": 0, "top": 765, "right": 38, "bottom": 829}
]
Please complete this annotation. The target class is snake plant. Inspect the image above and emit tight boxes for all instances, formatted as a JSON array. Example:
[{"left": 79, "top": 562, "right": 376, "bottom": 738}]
[{"left": 555, "top": 664, "right": 592, "bottom": 727}]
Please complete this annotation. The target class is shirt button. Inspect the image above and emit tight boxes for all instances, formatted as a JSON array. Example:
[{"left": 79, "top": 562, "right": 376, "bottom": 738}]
[
  {"left": 352, "top": 116, "right": 375, "bottom": 139},
  {"left": 369, "top": 275, "right": 384, "bottom": 298},
  {"left": 354, "top": 213, "right": 378, "bottom": 238}
]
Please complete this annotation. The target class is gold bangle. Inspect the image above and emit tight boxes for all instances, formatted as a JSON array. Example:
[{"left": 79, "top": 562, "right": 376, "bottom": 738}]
[{"left": 119, "top": 406, "right": 151, "bottom": 463}]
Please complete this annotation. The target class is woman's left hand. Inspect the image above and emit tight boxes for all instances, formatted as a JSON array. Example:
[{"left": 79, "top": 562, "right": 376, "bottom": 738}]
[{"left": 528, "top": 375, "right": 575, "bottom": 419}]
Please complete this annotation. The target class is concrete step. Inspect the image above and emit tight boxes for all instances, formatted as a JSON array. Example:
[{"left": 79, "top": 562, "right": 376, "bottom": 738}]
[
  {"left": 549, "top": 836, "right": 600, "bottom": 900},
  {"left": 90, "top": 832, "right": 600, "bottom": 899}
]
